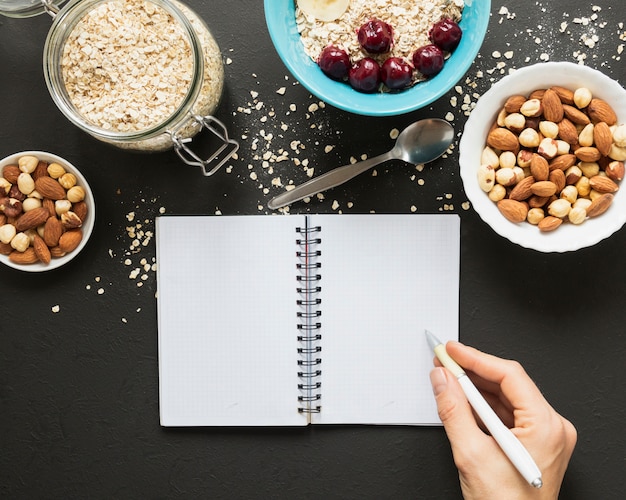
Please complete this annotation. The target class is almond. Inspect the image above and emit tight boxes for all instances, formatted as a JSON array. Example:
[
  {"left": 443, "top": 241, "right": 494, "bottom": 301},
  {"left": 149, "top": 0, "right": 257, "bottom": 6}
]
[
  {"left": 542, "top": 88, "right": 564, "bottom": 123},
  {"left": 551, "top": 86, "right": 575, "bottom": 105},
  {"left": 497, "top": 199, "right": 528, "bottom": 223},
  {"left": 487, "top": 127, "right": 519, "bottom": 152},
  {"left": 593, "top": 121, "right": 613, "bottom": 156},
  {"left": 586, "top": 193, "right": 614, "bottom": 217},
  {"left": 587, "top": 98, "right": 617, "bottom": 125},
  {"left": 509, "top": 176, "right": 536, "bottom": 201},
  {"left": 32, "top": 234, "right": 51, "bottom": 264},
  {"left": 58, "top": 229, "right": 83, "bottom": 253},
  {"left": 43, "top": 216, "right": 63, "bottom": 247},
  {"left": 14, "top": 206, "right": 49, "bottom": 232},
  {"left": 530, "top": 154, "right": 550, "bottom": 181},
  {"left": 549, "top": 169, "right": 566, "bottom": 193},
  {"left": 3, "top": 165, "right": 20, "bottom": 184},
  {"left": 589, "top": 175, "right": 619, "bottom": 194},
  {"left": 528, "top": 195, "right": 550, "bottom": 208},
  {"left": 0, "top": 241, "right": 12, "bottom": 255},
  {"left": 43, "top": 198, "right": 56, "bottom": 218},
  {"left": 504, "top": 95, "right": 527, "bottom": 113},
  {"left": 9, "top": 247, "right": 38, "bottom": 265},
  {"left": 538, "top": 215, "right": 563, "bottom": 232},
  {"left": 50, "top": 246, "right": 67, "bottom": 258},
  {"left": 549, "top": 154, "right": 577, "bottom": 172},
  {"left": 557, "top": 118, "right": 579, "bottom": 145},
  {"left": 34, "top": 176, "right": 66, "bottom": 201},
  {"left": 562, "top": 104, "right": 590, "bottom": 125},
  {"left": 575, "top": 146, "right": 602, "bottom": 163},
  {"left": 73, "top": 200, "right": 88, "bottom": 222},
  {"left": 32, "top": 161, "right": 49, "bottom": 181},
  {"left": 530, "top": 180, "right": 557, "bottom": 197}
]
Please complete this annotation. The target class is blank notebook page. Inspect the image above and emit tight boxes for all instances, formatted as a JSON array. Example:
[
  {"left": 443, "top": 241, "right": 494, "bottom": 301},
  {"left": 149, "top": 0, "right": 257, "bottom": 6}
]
[
  {"left": 311, "top": 214, "right": 459, "bottom": 425},
  {"left": 156, "top": 216, "right": 304, "bottom": 426}
]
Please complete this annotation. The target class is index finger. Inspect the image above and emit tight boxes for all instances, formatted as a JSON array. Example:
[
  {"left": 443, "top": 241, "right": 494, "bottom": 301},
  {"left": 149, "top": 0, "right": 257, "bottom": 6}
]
[{"left": 445, "top": 341, "right": 548, "bottom": 411}]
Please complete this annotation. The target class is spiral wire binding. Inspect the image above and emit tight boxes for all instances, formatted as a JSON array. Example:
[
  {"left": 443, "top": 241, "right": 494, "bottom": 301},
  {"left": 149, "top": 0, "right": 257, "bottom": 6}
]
[{"left": 296, "top": 220, "right": 322, "bottom": 414}]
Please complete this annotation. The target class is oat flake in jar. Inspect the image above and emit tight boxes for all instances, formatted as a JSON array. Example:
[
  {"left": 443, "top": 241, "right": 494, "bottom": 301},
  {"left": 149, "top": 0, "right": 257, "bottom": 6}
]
[{"left": 40, "top": 0, "right": 238, "bottom": 175}]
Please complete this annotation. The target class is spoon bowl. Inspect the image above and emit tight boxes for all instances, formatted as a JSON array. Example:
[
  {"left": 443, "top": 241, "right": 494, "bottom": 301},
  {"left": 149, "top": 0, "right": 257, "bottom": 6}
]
[{"left": 268, "top": 118, "right": 454, "bottom": 209}]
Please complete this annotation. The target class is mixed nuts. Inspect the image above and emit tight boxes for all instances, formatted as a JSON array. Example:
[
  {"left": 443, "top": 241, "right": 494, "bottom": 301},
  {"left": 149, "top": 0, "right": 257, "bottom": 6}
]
[
  {"left": 0, "top": 154, "right": 89, "bottom": 266},
  {"left": 477, "top": 85, "right": 626, "bottom": 232}
]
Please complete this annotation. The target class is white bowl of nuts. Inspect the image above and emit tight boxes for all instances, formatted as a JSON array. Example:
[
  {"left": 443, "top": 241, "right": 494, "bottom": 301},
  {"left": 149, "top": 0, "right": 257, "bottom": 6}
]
[
  {"left": 0, "top": 151, "right": 95, "bottom": 271},
  {"left": 459, "top": 62, "right": 626, "bottom": 252}
]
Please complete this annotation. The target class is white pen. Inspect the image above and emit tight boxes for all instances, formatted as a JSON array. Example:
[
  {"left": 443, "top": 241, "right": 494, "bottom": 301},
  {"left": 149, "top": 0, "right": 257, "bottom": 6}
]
[{"left": 425, "top": 330, "right": 543, "bottom": 489}]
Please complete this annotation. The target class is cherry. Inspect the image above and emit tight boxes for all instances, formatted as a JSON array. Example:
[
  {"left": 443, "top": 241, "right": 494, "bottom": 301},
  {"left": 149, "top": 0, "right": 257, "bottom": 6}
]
[
  {"left": 380, "top": 57, "right": 413, "bottom": 90},
  {"left": 357, "top": 19, "right": 393, "bottom": 54},
  {"left": 412, "top": 44, "right": 444, "bottom": 77},
  {"left": 429, "top": 18, "right": 462, "bottom": 52},
  {"left": 348, "top": 58, "right": 381, "bottom": 93},
  {"left": 318, "top": 45, "right": 351, "bottom": 80}
]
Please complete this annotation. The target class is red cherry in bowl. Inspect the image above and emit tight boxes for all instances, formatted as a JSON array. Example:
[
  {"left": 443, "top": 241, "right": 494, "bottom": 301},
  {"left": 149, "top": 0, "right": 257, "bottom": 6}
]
[
  {"left": 318, "top": 45, "right": 351, "bottom": 80},
  {"left": 348, "top": 58, "right": 381, "bottom": 93},
  {"left": 357, "top": 19, "right": 393, "bottom": 54},
  {"left": 429, "top": 18, "right": 462, "bottom": 52},
  {"left": 412, "top": 44, "right": 444, "bottom": 77},
  {"left": 381, "top": 57, "right": 413, "bottom": 90}
]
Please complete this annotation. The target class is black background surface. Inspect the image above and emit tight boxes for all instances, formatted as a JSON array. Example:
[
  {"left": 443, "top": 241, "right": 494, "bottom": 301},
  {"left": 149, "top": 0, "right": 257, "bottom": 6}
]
[{"left": 1, "top": 1, "right": 625, "bottom": 498}]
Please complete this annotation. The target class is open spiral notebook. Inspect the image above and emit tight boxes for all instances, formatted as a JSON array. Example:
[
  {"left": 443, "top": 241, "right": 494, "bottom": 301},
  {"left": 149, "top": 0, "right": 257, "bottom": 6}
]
[{"left": 156, "top": 214, "right": 459, "bottom": 426}]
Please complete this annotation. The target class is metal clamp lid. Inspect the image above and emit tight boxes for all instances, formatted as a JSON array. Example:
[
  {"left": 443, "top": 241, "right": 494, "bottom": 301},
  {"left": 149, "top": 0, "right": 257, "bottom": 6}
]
[
  {"left": 0, "top": 0, "right": 64, "bottom": 18},
  {"left": 169, "top": 115, "right": 239, "bottom": 177}
]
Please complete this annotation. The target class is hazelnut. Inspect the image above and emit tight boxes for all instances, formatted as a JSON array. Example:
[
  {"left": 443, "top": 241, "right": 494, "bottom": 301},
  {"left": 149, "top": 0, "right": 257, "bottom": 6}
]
[
  {"left": 539, "top": 121, "right": 559, "bottom": 139},
  {"left": 55, "top": 199, "right": 72, "bottom": 216},
  {"left": 504, "top": 113, "right": 526, "bottom": 133},
  {"left": 519, "top": 128, "right": 541, "bottom": 148},
  {"left": 47, "top": 163, "right": 66, "bottom": 179},
  {"left": 517, "top": 150, "right": 534, "bottom": 168},
  {"left": 61, "top": 211, "right": 82, "bottom": 229},
  {"left": 0, "top": 197, "right": 23, "bottom": 218},
  {"left": 573, "top": 87, "right": 593, "bottom": 109},
  {"left": 520, "top": 98, "right": 543, "bottom": 117},
  {"left": 0, "top": 177, "right": 11, "bottom": 195},
  {"left": 22, "top": 197, "right": 42, "bottom": 212},
  {"left": 481, "top": 147, "right": 500, "bottom": 168},
  {"left": 527, "top": 208, "right": 545, "bottom": 225},
  {"left": 605, "top": 161, "right": 625, "bottom": 181},
  {"left": 59, "top": 172, "right": 77, "bottom": 190},
  {"left": 0, "top": 223, "right": 17, "bottom": 244},
  {"left": 18, "top": 155, "right": 39, "bottom": 174},
  {"left": 17, "top": 172, "right": 36, "bottom": 196},
  {"left": 548, "top": 198, "right": 572, "bottom": 218},
  {"left": 537, "top": 138, "right": 558, "bottom": 159},
  {"left": 613, "top": 124, "right": 626, "bottom": 148},
  {"left": 10, "top": 232, "right": 30, "bottom": 252}
]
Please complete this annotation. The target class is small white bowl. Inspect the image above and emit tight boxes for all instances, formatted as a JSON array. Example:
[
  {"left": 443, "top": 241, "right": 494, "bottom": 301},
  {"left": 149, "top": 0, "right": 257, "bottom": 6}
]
[
  {"left": 459, "top": 62, "right": 626, "bottom": 253},
  {"left": 0, "top": 151, "right": 95, "bottom": 271}
]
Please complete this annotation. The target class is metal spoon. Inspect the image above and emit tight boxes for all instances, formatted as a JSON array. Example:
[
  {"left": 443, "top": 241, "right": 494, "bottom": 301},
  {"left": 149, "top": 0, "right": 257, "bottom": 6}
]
[{"left": 267, "top": 118, "right": 454, "bottom": 209}]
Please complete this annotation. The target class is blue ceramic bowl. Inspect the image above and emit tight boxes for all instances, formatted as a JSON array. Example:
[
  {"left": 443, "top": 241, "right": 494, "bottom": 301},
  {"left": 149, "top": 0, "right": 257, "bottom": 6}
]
[{"left": 264, "top": 0, "right": 491, "bottom": 116}]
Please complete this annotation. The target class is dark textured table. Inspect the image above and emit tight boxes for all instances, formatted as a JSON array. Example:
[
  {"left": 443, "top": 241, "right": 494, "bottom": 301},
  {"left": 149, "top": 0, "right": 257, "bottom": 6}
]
[{"left": 1, "top": 1, "right": 625, "bottom": 498}]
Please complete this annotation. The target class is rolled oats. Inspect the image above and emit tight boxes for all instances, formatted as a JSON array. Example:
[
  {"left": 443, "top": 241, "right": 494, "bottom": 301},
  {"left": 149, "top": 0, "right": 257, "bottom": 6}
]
[{"left": 60, "top": 0, "right": 224, "bottom": 151}]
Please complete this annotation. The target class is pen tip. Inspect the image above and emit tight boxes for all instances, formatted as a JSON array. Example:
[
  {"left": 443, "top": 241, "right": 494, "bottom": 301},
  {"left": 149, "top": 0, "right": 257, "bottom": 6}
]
[{"left": 424, "top": 330, "right": 440, "bottom": 350}]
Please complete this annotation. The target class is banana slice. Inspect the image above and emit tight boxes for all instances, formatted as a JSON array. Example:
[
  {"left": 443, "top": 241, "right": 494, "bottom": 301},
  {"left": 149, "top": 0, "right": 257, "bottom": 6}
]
[{"left": 297, "top": 0, "right": 350, "bottom": 22}]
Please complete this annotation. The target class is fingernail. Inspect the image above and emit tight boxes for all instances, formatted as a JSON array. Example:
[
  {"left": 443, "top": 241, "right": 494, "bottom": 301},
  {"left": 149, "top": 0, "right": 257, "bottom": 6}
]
[{"left": 430, "top": 367, "right": 448, "bottom": 396}]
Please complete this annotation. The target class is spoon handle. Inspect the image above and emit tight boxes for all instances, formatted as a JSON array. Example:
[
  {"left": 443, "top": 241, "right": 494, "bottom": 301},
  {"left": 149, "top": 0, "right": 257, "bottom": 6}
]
[{"left": 267, "top": 151, "right": 394, "bottom": 209}]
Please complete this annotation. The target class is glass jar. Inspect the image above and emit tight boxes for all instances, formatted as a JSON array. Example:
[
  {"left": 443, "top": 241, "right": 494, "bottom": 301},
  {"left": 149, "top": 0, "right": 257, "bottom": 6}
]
[{"left": 2, "top": 0, "right": 238, "bottom": 176}]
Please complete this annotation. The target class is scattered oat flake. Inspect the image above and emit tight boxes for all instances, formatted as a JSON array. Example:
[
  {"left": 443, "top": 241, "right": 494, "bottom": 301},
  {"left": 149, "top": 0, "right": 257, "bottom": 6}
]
[{"left": 51, "top": 305, "right": 60, "bottom": 313}]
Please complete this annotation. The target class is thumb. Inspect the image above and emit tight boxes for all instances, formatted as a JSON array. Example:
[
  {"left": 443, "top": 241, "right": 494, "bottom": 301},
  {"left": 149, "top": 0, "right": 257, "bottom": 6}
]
[{"left": 430, "top": 367, "right": 487, "bottom": 452}]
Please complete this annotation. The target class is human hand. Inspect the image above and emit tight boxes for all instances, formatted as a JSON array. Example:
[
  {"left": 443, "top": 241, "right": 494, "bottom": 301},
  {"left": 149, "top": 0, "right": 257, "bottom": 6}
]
[{"left": 429, "top": 341, "right": 577, "bottom": 500}]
